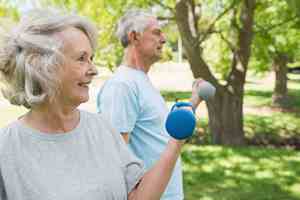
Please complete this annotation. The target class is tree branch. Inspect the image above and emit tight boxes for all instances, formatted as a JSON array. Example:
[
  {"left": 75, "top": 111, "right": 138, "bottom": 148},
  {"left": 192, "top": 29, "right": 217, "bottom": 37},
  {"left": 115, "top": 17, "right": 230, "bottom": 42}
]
[
  {"left": 150, "top": 0, "right": 174, "bottom": 12},
  {"left": 149, "top": 0, "right": 175, "bottom": 22},
  {"left": 231, "top": 7, "right": 241, "bottom": 31},
  {"left": 157, "top": 16, "right": 175, "bottom": 21},
  {"left": 195, "top": 0, "right": 238, "bottom": 47},
  {"left": 217, "top": 30, "right": 236, "bottom": 53}
]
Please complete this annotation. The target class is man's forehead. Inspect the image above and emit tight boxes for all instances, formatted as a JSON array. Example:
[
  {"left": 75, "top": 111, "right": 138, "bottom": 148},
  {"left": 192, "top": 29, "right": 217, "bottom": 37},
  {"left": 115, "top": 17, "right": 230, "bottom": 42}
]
[{"left": 147, "top": 17, "right": 167, "bottom": 29}]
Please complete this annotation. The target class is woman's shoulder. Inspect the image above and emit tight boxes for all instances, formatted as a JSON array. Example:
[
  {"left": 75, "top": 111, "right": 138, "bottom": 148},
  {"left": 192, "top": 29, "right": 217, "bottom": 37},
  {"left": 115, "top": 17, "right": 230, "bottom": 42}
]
[
  {"left": 80, "top": 110, "right": 107, "bottom": 123},
  {"left": 80, "top": 110, "right": 113, "bottom": 132},
  {"left": 0, "top": 121, "right": 20, "bottom": 154},
  {"left": 80, "top": 110, "right": 121, "bottom": 143},
  {"left": 0, "top": 121, "right": 20, "bottom": 137}
]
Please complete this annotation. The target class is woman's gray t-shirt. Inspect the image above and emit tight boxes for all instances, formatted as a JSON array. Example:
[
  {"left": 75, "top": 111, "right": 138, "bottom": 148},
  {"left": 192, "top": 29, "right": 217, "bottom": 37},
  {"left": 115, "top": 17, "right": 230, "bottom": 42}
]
[{"left": 0, "top": 110, "right": 144, "bottom": 200}]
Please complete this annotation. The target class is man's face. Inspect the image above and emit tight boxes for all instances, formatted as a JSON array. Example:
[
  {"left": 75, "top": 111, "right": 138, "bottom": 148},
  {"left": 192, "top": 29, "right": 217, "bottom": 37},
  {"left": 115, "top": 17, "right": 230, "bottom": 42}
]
[{"left": 136, "top": 17, "right": 166, "bottom": 63}]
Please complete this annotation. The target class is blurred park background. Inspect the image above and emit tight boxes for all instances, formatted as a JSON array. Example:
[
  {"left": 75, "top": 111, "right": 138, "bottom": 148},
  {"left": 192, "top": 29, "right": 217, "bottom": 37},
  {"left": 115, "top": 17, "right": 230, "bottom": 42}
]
[{"left": 1, "top": 0, "right": 300, "bottom": 199}]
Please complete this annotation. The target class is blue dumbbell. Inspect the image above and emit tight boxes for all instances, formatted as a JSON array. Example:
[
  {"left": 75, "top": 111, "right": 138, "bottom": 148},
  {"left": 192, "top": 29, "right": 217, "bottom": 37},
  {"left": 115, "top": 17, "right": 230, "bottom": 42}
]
[
  {"left": 165, "top": 81, "right": 215, "bottom": 139},
  {"left": 165, "top": 102, "right": 196, "bottom": 140}
]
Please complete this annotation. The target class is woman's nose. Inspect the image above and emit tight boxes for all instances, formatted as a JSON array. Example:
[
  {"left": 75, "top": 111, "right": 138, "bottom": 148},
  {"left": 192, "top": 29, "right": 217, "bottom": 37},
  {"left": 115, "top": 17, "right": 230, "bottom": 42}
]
[{"left": 88, "top": 64, "right": 98, "bottom": 76}]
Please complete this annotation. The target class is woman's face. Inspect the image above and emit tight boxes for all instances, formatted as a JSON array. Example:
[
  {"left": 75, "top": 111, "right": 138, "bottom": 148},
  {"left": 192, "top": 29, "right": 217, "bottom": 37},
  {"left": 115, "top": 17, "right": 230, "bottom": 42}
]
[{"left": 55, "top": 27, "right": 97, "bottom": 107}]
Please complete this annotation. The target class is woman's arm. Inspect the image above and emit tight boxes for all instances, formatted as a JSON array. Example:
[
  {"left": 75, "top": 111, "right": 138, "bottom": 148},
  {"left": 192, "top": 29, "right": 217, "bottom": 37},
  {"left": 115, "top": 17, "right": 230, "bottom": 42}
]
[
  {"left": 128, "top": 138, "right": 184, "bottom": 200},
  {"left": 0, "top": 170, "right": 7, "bottom": 200}
]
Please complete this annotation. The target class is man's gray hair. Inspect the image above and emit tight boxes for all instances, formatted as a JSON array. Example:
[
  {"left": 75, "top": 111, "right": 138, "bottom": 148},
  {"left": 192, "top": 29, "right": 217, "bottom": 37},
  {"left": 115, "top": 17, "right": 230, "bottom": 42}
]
[
  {"left": 116, "top": 9, "right": 155, "bottom": 47},
  {"left": 0, "top": 8, "right": 98, "bottom": 108}
]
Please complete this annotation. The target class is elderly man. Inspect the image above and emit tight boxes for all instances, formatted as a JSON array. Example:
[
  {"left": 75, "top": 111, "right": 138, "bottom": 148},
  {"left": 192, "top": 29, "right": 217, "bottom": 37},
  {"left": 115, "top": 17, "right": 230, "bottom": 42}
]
[{"left": 97, "top": 9, "right": 202, "bottom": 200}]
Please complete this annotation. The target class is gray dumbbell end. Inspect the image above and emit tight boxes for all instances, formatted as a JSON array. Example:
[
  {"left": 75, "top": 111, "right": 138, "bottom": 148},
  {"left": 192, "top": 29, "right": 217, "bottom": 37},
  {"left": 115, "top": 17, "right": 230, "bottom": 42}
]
[{"left": 198, "top": 81, "right": 216, "bottom": 101}]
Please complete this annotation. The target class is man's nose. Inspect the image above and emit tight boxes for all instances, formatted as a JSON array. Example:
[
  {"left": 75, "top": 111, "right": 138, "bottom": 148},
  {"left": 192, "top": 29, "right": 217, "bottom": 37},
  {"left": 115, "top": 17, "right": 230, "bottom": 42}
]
[{"left": 160, "top": 33, "right": 166, "bottom": 44}]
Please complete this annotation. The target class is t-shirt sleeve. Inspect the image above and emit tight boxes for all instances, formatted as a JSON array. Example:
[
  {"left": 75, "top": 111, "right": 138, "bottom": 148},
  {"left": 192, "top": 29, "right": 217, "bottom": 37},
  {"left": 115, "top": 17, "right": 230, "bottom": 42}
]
[
  {"left": 0, "top": 170, "right": 6, "bottom": 200},
  {"left": 100, "top": 115, "right": 145, "bottom": 194},
  {"left": 97, "top": 81, "right": 139, "bottom": 134},
  {"left": 0, "top": 129, "right": 7, "bottom": 200},
  {"left": 118, "top": 135, "right": 145, "bottom": 193}
]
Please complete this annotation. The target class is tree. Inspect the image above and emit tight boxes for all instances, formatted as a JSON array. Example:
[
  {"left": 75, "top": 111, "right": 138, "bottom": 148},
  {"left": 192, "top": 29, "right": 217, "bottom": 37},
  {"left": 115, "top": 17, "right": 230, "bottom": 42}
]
[
  {"left": 175, "top": 0, "right": 256, "bottom": 145},
  {"left": 251, "top": 0, "right": 300, "bottom": 107}
]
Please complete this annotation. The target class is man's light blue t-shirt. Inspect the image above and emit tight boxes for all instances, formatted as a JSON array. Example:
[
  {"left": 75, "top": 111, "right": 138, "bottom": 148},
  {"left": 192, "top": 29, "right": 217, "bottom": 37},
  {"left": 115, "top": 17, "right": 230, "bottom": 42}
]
[{"left": 97, "top": 66, "right": 183, "bottom": 200}]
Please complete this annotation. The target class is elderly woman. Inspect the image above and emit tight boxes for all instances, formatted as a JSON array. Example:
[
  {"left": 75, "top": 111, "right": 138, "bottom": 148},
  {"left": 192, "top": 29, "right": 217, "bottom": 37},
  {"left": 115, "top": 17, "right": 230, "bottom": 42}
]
[{"left": 0, "top": 8, "right": 187, "bottom": 200}]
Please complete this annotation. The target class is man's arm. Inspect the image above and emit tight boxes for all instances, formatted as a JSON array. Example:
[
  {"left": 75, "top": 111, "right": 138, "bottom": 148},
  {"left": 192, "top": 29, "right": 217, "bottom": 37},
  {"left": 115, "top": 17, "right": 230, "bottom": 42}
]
[
  {"left": 190, "top": 79, "right": 204, "bottom": 109},
  {"left": 97, "top": 82, "right": 138, "bottom": 143}
]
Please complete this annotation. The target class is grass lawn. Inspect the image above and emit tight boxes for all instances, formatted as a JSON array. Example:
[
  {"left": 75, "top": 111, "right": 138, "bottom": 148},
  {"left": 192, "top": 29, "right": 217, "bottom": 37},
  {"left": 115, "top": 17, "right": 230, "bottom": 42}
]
[{"left": 183, "top": 145, "right": 300, "bottom": 200}]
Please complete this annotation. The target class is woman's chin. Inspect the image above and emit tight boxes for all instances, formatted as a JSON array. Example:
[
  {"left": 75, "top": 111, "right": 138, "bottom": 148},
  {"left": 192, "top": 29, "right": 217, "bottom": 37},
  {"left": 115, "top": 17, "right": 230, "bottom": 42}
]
[{"left": 80, "top": 95, "right": 89, "bottom": 104}]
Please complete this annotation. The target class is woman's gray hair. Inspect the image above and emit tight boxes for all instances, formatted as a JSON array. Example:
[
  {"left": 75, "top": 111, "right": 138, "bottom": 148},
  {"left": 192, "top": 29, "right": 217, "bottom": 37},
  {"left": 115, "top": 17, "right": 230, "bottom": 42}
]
[
  {"left": 0, "top": 8, "right": 98, "bottom": 108},
  {"left": 116, "top": 9, "right": 155, "bottom": 47}
]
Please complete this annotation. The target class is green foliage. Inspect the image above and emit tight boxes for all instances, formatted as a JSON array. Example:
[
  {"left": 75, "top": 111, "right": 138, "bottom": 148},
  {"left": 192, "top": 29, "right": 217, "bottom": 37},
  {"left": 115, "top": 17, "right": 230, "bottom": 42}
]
[
  {"left": 161, "top": 90, "right": 191, "bottom": 101},
  {"left": 286, "top": 0, "right": 300, "bottom": 18},
  {"left": 41, "top": 0, "right": 154, "bottom": 70},
  {"left": 202, "top": 34, "right": 233, "bottom": 79},
  {"left": 193, "top": 0, "right": 250, "bottom": 80},
  {"left": 250, "top": 0, "right": 300, "bottom": 74},
  {"left": 0, "top": 1, "right": 19, "bottom": 20},
  {"left": 41, "top": 0, "right": 183, "bottom": 70}
]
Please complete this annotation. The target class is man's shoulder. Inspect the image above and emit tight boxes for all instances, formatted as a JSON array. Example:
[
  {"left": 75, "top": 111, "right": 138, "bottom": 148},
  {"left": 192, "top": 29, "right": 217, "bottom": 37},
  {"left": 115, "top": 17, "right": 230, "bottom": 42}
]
[
  {"left": 103, "top": 71, "right": 141, "bottom": 94},
  {"left": 110, "top": 66, "right": 148, "bottom": 84},
  {"left": 110, "top": 72, "right": 137, "bottom": 85}
]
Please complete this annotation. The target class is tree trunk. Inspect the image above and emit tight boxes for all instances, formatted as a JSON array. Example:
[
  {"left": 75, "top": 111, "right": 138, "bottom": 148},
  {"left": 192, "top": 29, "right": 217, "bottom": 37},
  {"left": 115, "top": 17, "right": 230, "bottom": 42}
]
[
  {"left": 207, "top": 89, "right": 244, "bottom": 145},
  {"left": 175, "top": 0, "right": 256, "bottom": 145},
  {"left": 272, "top": 53, "right": 289, "bottom": 107}
]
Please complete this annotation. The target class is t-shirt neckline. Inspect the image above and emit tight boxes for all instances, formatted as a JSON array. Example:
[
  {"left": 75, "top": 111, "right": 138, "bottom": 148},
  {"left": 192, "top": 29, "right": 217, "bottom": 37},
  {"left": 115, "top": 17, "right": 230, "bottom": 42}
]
[{"left": 14, "top": 110, "right": 85, "bottom": 141}]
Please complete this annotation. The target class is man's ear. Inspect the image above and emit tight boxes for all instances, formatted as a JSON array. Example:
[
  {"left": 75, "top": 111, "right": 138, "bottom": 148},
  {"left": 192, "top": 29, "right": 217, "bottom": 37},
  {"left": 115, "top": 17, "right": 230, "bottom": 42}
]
[{"left": 128, "top": 31, "right": 139, "bottom": 44}]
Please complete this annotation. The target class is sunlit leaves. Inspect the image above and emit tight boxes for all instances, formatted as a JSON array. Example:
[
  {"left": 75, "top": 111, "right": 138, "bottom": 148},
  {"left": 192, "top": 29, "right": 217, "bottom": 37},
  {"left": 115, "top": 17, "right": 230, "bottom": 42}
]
[
  {"left": 37, "top": 0, "right": 152, "bottom": 70},
  {"left": 250, "top": 0, "right": 300, "bottom": 74},
  {"left": 286, "top": 0, "right": 300, "bottom": 17},
  {"left": 0, "top": 2, "right": 19, "bottom": 20}
]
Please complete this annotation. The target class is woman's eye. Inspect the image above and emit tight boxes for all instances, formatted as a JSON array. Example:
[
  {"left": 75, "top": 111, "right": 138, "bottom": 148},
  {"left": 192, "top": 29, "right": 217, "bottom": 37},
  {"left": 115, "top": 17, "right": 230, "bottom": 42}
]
[{"left": 78, "top": 56, "right": 85, "bottom": 61}]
